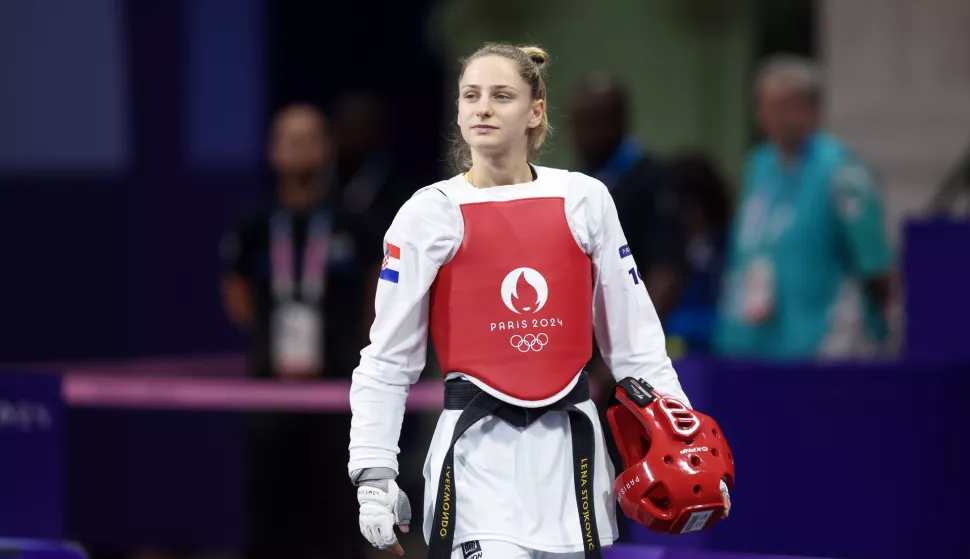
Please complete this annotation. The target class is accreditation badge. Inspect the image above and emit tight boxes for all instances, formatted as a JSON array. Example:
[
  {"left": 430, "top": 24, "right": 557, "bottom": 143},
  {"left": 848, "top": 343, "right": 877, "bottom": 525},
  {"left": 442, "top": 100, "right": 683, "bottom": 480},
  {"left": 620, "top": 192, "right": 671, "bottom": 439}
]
[
  {"left": 271, "top": 301, "right": 323, "bottom": 379},
  {"left": 740, "top": 257, "right": 775, "bottom": 325}
]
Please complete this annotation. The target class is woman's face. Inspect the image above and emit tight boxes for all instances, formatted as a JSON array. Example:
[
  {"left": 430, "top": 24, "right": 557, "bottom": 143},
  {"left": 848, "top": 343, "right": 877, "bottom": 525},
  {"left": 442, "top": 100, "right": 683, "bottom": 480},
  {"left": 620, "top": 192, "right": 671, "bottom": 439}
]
[{"left": 457, "top": 56, "right": 544, "bottom": 158}]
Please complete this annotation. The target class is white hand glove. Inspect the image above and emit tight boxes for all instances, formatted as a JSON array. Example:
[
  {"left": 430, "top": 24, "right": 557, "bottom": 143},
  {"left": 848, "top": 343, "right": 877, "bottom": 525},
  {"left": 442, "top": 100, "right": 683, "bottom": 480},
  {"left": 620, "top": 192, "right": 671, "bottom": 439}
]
[
  {"left": 358, "top": 478, "right": 412, "bottom": 553},
  {"left": 720, "top": 479, "right": 732, "bottom": 518}
]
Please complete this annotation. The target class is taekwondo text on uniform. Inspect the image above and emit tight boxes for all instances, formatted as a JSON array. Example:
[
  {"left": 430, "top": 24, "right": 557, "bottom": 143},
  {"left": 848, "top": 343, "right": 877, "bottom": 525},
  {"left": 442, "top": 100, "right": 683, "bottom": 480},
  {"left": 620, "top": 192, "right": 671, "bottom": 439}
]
[{"left": 439, "top": 466, "right": 453, "bottom": 538}]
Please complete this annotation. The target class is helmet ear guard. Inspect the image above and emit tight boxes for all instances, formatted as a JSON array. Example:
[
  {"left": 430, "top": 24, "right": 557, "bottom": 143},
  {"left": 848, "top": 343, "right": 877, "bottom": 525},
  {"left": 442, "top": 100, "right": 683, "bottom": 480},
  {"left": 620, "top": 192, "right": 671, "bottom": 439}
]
[{"left": 606, "top": 378, "right": 735, "bottom": 535}]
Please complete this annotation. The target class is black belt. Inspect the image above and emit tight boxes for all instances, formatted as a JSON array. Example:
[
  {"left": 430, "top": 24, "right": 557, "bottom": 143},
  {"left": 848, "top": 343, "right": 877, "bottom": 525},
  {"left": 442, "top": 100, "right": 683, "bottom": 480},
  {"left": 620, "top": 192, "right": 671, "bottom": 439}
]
[{"left": 427, "top": 372, "right": 603, "bottom": 559}]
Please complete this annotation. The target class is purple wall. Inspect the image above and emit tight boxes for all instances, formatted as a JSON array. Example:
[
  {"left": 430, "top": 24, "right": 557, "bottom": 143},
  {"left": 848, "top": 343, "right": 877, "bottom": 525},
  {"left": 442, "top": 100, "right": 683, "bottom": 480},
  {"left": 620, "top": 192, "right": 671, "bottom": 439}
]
[
  {"left": 0, "top": 0, "right": 264, "bottom": 363},
  {"left": 0, "top": 0, "right": 444, "bottom": 364}
]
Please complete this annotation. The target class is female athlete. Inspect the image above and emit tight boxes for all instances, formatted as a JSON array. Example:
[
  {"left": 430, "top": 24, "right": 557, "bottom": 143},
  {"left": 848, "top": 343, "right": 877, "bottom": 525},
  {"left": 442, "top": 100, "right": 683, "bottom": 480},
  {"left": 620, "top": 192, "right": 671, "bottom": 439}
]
[{"left": 349, "top": 42, "right": 730, "bottom": 559}]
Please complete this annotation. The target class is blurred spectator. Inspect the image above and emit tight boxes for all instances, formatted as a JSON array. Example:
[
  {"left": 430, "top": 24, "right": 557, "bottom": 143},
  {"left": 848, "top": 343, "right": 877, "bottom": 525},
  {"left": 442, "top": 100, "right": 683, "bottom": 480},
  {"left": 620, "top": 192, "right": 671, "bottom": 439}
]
[
  {"left": 330, "top": 91, "right": 429, "bottom": 532},
  {"left": 329, "top": 91, "right": 415, "bottom": 343},
  {"left": 714, "top": 55, "right": 894, "bottom": 360},
  {"left": 221, "top": 101, "right": 386, "bottom": 378},
  {"left": 569, "top": 73, "right": 689, "bottom": 545},
  {"left": 568, "top": 73, "right": 687, "bottom": 320},
  {"left": 568, "top": 73, "right": 688, "bottom": 399},
  {"left": 219, "top": 103, "right": 366, "bottom": 559},
  {"left": 665, "top": 152, "right": 734, "bottom": 356}
]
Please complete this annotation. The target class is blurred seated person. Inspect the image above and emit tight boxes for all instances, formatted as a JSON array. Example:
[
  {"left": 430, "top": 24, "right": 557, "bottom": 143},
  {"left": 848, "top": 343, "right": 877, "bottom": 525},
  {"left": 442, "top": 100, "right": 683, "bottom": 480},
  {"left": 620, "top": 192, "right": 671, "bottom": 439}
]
[
  {"left": 219, "top": 103, "right": 368, "bottom": 559},
  {"left": 665, "top": 152, "right": 733, "bottom": 356},
  {"left": 714, "top": 55, "right": 895, "bottom": 361}
]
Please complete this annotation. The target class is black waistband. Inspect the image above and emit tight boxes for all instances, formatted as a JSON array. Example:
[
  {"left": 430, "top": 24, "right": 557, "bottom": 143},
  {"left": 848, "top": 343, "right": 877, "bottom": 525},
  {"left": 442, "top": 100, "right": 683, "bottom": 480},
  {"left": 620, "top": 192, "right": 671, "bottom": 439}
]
[
  {"left": 444, "top": 372, "right": 591, "bottom": 410},
  {"left": 428, "top": 371, "right": 602, "bottom": 559}
]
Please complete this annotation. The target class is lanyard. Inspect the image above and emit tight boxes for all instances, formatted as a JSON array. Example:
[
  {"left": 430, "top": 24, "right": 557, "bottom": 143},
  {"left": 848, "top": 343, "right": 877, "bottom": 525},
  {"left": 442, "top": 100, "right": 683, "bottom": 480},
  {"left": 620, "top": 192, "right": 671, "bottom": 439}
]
[
  {"left": 593, "top": 136, "right": 644, "bottom": 189},
  {"left": 747, "top": 169, "right": 800, "bottom": 253},
  {"left": 741, "top": 140, "right": 816, "bottom": 255},
  {"left": 269, "top": 210, "right": 332, "bottom": 304},
  {"left": 341, "top": 155, "right": 389, "bottom": 214}
]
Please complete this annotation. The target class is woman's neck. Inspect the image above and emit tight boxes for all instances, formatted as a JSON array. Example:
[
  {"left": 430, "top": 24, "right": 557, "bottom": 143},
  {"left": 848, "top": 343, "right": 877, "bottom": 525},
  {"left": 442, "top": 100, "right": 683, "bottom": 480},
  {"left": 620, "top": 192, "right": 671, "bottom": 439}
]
[{"left": 467, "top": 150, "right": 533, "bottom": 188}]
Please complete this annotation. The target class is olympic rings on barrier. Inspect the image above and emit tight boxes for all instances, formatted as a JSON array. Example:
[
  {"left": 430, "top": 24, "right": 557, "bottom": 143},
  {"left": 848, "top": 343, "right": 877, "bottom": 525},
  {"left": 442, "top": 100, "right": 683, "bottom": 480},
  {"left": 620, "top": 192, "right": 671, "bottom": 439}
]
[{"left": 510, "top": 333, "right": 549, "bottom": 352}]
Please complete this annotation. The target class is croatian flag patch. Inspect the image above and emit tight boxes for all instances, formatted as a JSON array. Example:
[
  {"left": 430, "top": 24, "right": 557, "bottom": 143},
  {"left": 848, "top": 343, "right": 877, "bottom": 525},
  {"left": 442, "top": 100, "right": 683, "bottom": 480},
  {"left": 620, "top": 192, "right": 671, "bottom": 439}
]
[{"left": 380, "top": 242, "right": 401, "bottom": 283}]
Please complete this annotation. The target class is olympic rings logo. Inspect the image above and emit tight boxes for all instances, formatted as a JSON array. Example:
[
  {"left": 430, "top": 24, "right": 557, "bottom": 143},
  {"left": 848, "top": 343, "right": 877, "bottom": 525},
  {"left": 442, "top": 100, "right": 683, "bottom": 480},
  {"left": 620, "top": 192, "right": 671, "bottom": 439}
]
[{"left": 510, "top": 333, "right": 548, "bottom": 352}]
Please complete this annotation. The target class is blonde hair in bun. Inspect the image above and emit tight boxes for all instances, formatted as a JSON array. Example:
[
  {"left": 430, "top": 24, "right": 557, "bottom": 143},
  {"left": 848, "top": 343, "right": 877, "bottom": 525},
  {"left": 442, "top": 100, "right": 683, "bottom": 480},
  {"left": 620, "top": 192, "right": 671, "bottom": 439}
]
[{"left": 517, "top": 45, "right": 550, "bottom": 71}]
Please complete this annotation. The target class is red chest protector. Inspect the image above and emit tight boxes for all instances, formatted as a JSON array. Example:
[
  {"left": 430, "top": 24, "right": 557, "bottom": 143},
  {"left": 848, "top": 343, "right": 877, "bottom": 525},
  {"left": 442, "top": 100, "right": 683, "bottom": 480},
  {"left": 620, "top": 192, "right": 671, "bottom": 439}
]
[{"left": 429, "top": 196, "right": 593, "bottom": 402}]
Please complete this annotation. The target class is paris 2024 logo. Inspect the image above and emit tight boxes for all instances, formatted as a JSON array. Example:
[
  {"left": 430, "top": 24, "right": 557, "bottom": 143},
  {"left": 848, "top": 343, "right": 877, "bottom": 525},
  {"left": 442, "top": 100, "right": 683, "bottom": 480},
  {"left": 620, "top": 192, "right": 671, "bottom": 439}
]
[{"left": 492, "top": 267, "right": 563, "bottom": 352}]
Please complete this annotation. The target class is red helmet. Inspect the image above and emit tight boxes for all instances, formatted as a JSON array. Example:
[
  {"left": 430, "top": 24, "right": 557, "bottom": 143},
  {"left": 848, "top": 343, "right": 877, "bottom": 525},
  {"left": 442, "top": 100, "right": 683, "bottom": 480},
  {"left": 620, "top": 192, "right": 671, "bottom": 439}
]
[{"left": 606, "top": 378, "right": 735, "bottom": 535}]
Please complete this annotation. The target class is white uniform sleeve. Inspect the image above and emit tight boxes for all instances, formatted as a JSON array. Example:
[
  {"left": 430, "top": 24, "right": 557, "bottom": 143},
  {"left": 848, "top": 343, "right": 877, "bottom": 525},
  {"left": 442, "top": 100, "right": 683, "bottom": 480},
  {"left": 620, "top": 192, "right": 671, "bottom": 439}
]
[
  {"left": 583, "top": 175, "right": 692, "bottom": 408},
  {"left": 348, "top": 187, "right": 459, "bottom": 475}
]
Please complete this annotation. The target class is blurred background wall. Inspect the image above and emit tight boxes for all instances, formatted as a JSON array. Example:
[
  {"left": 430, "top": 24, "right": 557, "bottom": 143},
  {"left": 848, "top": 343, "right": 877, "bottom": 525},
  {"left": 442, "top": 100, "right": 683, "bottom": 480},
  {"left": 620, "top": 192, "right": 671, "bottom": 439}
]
[
  {"left": 821, "top": 0, "right": 970, "bottom": 239},
  {"left": 431, "top": 0, "right": 758, "bottom": 182},
  {"left": 0, "top": 0, "right": 824, "bottom": 365}
]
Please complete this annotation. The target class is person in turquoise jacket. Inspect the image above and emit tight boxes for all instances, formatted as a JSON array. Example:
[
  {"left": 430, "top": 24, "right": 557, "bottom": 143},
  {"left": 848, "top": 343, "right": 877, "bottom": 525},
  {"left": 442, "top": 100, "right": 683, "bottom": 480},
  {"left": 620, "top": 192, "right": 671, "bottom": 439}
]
[{"left": 714, "top": 54, "right": 895, "bottom": 360}]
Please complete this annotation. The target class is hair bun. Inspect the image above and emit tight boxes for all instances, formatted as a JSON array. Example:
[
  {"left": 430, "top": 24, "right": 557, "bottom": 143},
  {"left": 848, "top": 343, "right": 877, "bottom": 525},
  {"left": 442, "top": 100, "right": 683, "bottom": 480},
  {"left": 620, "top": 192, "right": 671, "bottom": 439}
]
[{"left": 518, "top": 46, "right": 550, "bottom": 71}]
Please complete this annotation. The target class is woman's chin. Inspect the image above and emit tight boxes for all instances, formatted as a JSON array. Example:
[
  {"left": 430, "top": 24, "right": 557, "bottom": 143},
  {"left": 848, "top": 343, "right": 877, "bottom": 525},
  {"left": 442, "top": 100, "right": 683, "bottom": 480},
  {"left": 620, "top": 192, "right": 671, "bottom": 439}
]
[{"left": 468, "top": 137, "right": 509, "bottom": 153}]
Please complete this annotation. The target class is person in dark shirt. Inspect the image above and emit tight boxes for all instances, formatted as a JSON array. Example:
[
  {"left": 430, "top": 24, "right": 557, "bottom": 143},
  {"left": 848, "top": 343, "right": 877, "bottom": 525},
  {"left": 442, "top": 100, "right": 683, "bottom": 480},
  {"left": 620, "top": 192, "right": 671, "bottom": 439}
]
[
  {"left": 329, "top": 91, "right": 416, "bottom": 343},
  {"left": 222, "top": 103, "right": 386, "bottom": 379},
  {"left": 568, "top": 73, "right": 687, "bottom": 321},
  {"left": 568, "top": 74, "right": 690, "bottom": 543},
  {"left": 327, "top": 91, "right": 431, "bottom": 544},
  {"left": 220, "top": 103, "right": 368, "bottom": 559},
  {"left": 665, "top": 152, "right": 734, "bottom": 356}
]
